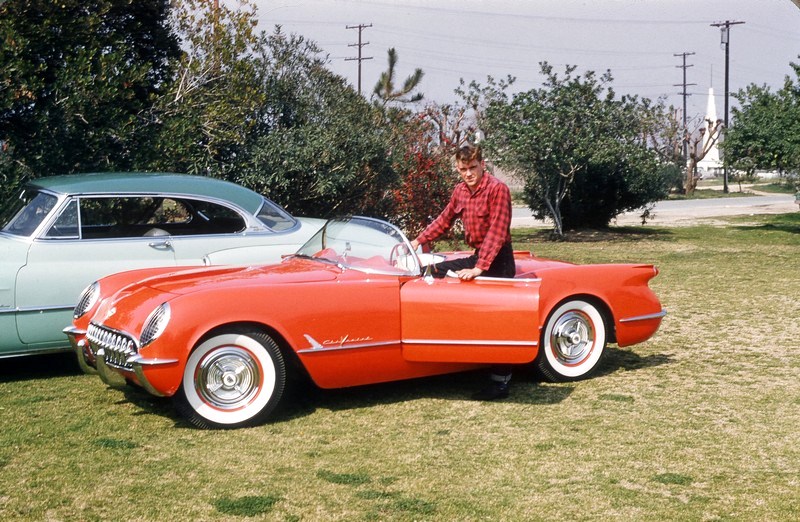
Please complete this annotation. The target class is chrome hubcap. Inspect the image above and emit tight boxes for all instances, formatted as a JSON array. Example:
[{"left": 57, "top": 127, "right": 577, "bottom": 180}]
[
  {"left": 196, "top": 347, "right": 261, "bottom": 409},
  {"left": 551, "top": 311, "right": 595, "bottom": 364}
]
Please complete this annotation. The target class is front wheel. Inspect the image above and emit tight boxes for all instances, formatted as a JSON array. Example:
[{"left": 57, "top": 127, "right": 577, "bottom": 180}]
[
  {"left": 173, "top": 329, "right": 286, "bottom": 429},
  {"left": 537, "top": 300, "right": 607, "bottom": 382}
]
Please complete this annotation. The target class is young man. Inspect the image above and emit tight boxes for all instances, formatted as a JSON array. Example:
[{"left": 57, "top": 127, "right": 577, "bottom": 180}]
[{"left": 410, "top": 144, "right": 516, "bottom": 400}]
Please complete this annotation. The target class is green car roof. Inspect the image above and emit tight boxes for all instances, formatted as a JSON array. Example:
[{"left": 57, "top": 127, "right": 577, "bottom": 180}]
[{"left": 29, "top": 172, "right": 264, "bottom": 213}]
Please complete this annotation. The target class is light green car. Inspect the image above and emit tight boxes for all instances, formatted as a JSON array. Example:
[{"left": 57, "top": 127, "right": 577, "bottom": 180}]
[{"left": 0, "top": 172, "right": 324, "bottom": 359}]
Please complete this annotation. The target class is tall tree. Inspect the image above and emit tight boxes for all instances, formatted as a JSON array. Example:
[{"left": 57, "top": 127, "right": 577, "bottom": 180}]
[
  {"left": 483, "top": 63, "right": 671, "bottom": 236},
  {"left": 143, "top": 0, "right": 265, "bottom": 177},
  {"left": 373, "top": 48, "right": 424, "bottom": 108},
  {"left": 231, "top": 29, "right": 395, "bottom": 218},
  {"left": 724, "top": 62, "right": 800, "bottom": 189},
  {"left": 0, "top": 0, "right": 179, "bottom": 198},
  {"left": 685, "top": 117, "right": 723, "bottom": 195}
]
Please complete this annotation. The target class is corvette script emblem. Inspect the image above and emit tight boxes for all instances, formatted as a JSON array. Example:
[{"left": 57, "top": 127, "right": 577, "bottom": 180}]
[{"left": 304, "top": 334, "right": 373, "bottom": 349}]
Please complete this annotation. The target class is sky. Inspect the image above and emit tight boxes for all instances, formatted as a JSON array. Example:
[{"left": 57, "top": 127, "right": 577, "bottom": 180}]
[{"left": 253, "top": 0, "right": 800, "bottom": 122}]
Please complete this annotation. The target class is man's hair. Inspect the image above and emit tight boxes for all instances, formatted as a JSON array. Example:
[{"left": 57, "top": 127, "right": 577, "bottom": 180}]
[{"left": 455, "top": 143, "right": 482, "bottom": 163}]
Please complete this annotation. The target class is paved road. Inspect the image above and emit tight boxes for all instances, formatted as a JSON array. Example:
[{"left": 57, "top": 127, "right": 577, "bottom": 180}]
[{"left": 511, "top": 193, "right": 797, "bottom": 228}]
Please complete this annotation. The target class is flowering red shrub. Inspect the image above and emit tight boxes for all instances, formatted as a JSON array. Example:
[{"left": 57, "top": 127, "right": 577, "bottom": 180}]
[{"left": 387, "top": 116, "right": 456, "bottom": 241}]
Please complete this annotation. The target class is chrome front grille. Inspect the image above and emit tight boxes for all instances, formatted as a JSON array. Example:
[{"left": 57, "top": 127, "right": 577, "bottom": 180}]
[{"left": 87, "top": 323, "right": 139, "bottom": 370}]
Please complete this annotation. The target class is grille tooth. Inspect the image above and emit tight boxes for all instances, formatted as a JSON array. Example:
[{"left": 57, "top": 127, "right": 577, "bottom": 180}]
[{"left": 87, "top": 323, "right": 138, "bottom": 370}]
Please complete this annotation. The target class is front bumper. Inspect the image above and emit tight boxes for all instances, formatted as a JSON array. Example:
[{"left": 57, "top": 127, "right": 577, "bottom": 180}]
[
  {"left": 64, "top": 324, "right": 177, "bottom": 397},
  {"left": 64, "top": 326, "right": 97, "bottom": 375}
]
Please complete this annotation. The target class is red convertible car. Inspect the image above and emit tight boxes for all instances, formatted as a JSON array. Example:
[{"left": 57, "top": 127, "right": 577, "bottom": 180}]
[{"left": 66, "top": 216, "right": 665, "bottom": 429}]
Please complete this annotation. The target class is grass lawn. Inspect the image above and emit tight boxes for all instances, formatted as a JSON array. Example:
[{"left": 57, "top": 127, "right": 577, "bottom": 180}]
[
  {"left": 668, "top": 188, "right": 752, "bottom": 200},
  {"left": 1, "top": 214, "right": 799, "bottom": 521},
  {"left": 749, "top": 182, "right": 797, "bottom": 194}
]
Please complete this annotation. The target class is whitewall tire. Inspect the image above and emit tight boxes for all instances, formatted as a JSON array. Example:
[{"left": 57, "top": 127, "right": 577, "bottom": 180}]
[
  {"left": 537, "top": 300, "right": 607, "bottom": 382},
  {"left": 174, "top": 329, "right": 286, "bottom": 429}
]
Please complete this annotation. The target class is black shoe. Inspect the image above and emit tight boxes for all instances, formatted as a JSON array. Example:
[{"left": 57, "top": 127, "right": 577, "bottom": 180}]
[{"left": 471, "top": 382, "right": 509, "bottom": 401}]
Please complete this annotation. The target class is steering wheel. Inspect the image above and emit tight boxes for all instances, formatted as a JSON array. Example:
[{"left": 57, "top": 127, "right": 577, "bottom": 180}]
[{"left": 389, "top": 242, "right": 414, "bottom": 269}]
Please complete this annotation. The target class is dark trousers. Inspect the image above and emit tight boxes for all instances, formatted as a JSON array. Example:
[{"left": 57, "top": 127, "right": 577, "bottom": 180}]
[
  {"left": 430, "top": 242, "right": 516, "bottom": 279},
  {"left": 430, "top": 243, "right": 515, "bottom": 379}
]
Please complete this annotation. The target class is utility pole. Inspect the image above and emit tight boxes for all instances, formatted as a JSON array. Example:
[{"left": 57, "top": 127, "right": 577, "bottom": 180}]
[
  {"left": 674, "top": 52, "right": 696, "bottom": 166},
  {"left": 345, "top": 24, "right": 373, "bottom": 95},
  {"left": 711, "top": 20, "right": 745, "bottom": 194}
]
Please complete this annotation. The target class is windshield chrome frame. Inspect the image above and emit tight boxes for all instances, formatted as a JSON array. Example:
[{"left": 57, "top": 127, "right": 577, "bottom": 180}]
[
  {"left": 294, "top": 216, "right": 421, "bottom": 277},
  {"left": 0, "top": 189, "right": 68, "bottom": 239}
]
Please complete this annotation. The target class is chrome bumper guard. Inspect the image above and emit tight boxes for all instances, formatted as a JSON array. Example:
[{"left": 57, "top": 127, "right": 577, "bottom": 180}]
[
  {"left": 94, "top": 349, "right": 179, "bottom": 397},
  {"left": 63, "top": 326, "right": 97, "bottom": 375}
]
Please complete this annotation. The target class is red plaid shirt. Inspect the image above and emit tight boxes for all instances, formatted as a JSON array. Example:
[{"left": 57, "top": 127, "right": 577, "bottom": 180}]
[{"left": 415, "top": 173, "right": 512, "bottom": 271}]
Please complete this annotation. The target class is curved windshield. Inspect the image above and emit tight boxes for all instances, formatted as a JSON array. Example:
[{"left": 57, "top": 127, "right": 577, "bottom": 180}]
[
  {"left": 295, "top": 216, "right": 420, "bottom": 276},
  {"left": 0, "top": 190, "right": 59, "bottom": 237}
]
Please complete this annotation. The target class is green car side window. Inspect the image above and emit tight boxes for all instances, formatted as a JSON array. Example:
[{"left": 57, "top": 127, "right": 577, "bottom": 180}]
[{"left": 77, "top": 196, "right": 247, "bottom": 239}]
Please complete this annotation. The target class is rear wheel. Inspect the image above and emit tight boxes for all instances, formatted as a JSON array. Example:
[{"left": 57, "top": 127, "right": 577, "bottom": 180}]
[
  {"left": 174, "top": 329, "right": 286, "bottom": 429},
  {"left": 537, "top": 300, "right": 607, "bottom": 382}
]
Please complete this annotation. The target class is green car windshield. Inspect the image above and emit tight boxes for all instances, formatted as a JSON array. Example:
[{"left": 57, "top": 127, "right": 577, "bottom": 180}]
[{"left": 0, "top": 190, "right": 58, "bottom": 237}]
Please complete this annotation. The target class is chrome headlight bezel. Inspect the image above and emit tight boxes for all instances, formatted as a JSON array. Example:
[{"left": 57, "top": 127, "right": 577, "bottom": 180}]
[
  {"left": 140, "top": 302, "right": 171, "bottom": 347},
  {"left": 73, "top": 281, "right": 100, "bottom": 319}
]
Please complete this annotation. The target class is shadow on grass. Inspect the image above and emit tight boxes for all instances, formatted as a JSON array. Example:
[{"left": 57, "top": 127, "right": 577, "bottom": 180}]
[
  {"left": 274, "top": 346, "right": 674, "bottom": 423},
  {"left": 114, "top": 369, "right": 578, "bottom": 428},
  {"left": 99, "top": 347, "right": 675, "bottom": 429},
  {"left": 0, "top": 351, "right": 82, "bottom": 383},
  {"left": 593, "top": 346, "right": 674, "bottom": 378},
  {"left": 283, "top": 369, "right": 569, "bottom": 417},
  {"left": 732, "top": 212, "right": 800, "bottom": 235},
  {"left": 513, "top": 226, "right": 675, "bottom": 244}
]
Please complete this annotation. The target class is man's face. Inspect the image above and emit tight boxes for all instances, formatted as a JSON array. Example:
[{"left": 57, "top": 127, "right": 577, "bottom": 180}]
[{"left": 456, "top": 158, "right": 484, "bottom": 191}]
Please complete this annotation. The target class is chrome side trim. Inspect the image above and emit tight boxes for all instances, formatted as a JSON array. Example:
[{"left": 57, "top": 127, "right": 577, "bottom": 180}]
[
  {"left": 129, "top": 356, "right": 179, "bottom": 397},
  {"left": 63, "top": 326, "right": 86, "bottom": 337},
  {"left": 473, "top": 276, "right": 542, "bottom": 283},
  {"left": 403, "top": 339, "right": 538, "bottom": 347},
  {"left": 619, "top": 310, "right": 668, "bottom": 323},
  {"left": 298, "top": 337, "right": 540, "bottom": 354},
  {"left": 0, "top": 347, "right": 72, "bottom": 359},
  {"left": 0, "top": 304, "right": 74, "bottom": 315},
  {"left": 129, "top": 355, "right": 179, "bottom": 367}
]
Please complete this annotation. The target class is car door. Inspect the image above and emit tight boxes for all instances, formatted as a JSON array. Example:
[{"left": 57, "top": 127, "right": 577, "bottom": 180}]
[
  {"left": 400, "top": 275, "right": 542, "bottom": 364},
  {"left": 15, "top": 197, "right": 178, "bottom": 347},
  {"left": 0, "top": 236, "right": 30, "bottom": 353}
]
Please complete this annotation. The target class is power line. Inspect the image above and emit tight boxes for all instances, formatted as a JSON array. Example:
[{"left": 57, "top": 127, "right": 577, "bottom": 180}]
[{"left": 333, "top": 1, "right": 714, "bottom": 26}]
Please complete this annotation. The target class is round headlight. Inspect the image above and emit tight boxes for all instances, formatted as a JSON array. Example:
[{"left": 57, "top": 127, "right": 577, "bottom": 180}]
[
  {"left": 140, "top": 302, "right": 171, "bottom": 347},
  {"left": 73, "top": 282, "right": 100, "bottom": 319}
]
